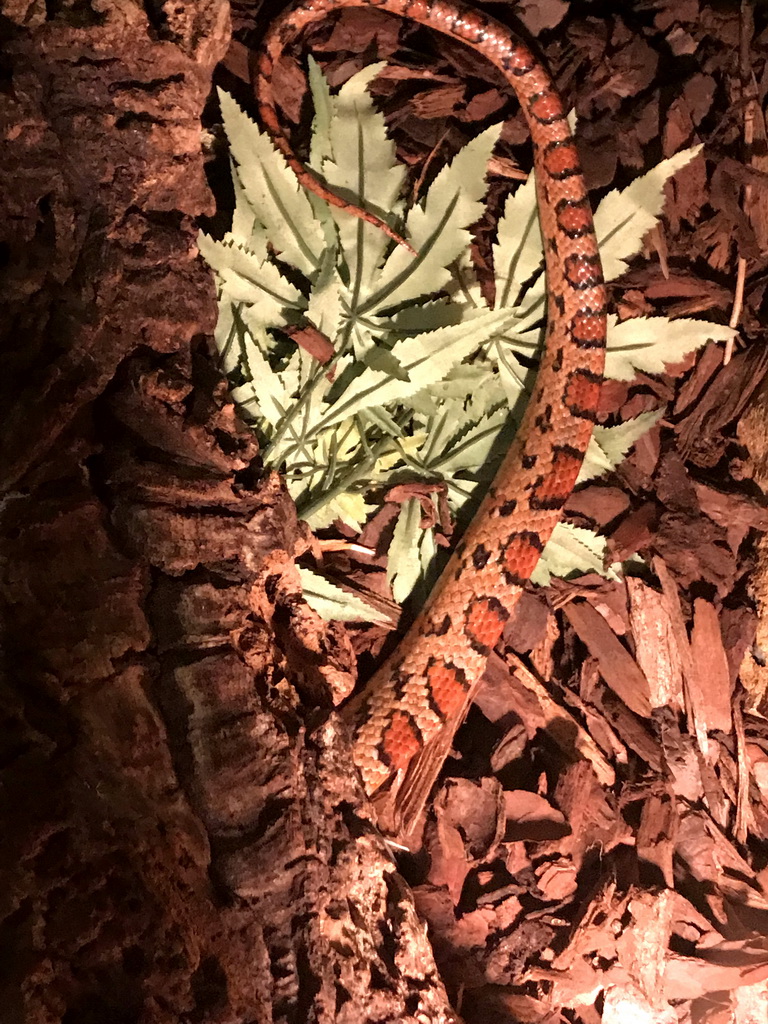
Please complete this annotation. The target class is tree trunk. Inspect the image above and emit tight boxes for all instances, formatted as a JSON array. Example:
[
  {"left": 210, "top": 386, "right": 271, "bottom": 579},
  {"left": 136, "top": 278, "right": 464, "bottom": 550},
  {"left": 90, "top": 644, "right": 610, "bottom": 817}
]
[{"left": 0, "top": 3, "right": 456, "bottom": 1020}]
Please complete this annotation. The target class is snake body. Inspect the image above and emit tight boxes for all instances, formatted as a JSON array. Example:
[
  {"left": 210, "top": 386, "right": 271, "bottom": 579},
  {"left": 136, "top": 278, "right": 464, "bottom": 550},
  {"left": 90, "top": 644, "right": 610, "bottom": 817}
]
[{"left": 256, "top": 0, "right": 607, "bottom": 833}]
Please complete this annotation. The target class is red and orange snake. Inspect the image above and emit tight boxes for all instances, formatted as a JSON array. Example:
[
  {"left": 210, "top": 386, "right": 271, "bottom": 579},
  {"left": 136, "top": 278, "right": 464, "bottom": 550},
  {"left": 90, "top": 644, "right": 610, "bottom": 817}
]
[{"left": 254, "top": 0, "right": 607, "bottom": 834}]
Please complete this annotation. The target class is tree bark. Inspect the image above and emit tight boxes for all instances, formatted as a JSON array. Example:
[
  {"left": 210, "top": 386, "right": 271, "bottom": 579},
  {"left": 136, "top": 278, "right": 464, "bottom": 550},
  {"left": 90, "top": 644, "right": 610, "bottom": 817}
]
[{"left": 0, "top": 3, "right": 456, "bottom": 1020}]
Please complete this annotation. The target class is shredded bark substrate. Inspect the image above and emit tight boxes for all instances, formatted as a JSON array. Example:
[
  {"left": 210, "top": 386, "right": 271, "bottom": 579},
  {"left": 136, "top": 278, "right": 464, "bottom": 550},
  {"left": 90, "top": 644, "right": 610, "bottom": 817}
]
[
  {"left": 2, "top": 1, "right": 768, "bottom": 1022},
  {"left": 225, "top": 1, "right": 768, "bottom": 1020}
]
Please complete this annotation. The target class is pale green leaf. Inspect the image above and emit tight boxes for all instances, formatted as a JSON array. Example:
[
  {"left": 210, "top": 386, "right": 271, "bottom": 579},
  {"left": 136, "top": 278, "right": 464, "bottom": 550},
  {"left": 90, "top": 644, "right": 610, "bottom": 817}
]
[
  {"left": 316, "top": 306, "right": 517, "bottom": 428},
  {"left": 358, "top": 404, "right": 404, "bottom": 441},
  {"left": 308, "top": 55, "right": 334, "bottom": 168},
  {"left": 212, "top": 301, "right": 246, "bottom": 377},
  {"left": 363, "top": 346, "right": 411, "bottom": 380},
  {"left": 303, "top": 490, "right": 376, "bottom": 531},
  {"left": 298, "top": 566, "right": 391, "bottom": 624},
  {"left": 228, "top": 324, "right": 290, "bottom": 430},
  {"left": 198, "top": 234, "right": 303, "bottom": 321},
  {"left": 217, "top": 89, "right": 325, "bottom": 276},
  {"left": 533, "top": 522, "right": 618, "bottom": 586},
  {"left": 387, "top": 498, "right": 437, "bottom": 603},
  {"left": 605, "top": 314, "right": 735, "bottom": 381},
  {"left": 284, "top": 463, "right": 323, "bottom": 512},
  {"left": 444, "top": 253, "right": 486, "bottom": 311},
  {"left": 577, "top": 410, "right": 663, "bottom": 485},
  {"left": 408, "top": 362, "right": 498, "bottom": 418},
  {"left": 435, "top": 408, "right": 509, "bottom": 476},
  {"left": 413, "top": 363, "right": 493, "bottom": 406},
  {"left": 366, "top": 124, "right": 504, "bottom": 313},
  {"left": 420, "top": 400, "right": 508, "bottom": 476},
  {"left": 347, "top": 319, "right": 379, "bottom": 361},
  {"left": 278, "top": 344, "right": 315, "bottom": 401},
  {"left": 279, "top": 409, "right": 376, "bottom": 520},
  {"left": 490, "top": 329, "right": 537, "bottom": 409},
  {"left": 320, "top": 62, "right": 407, "bottom": 277},
  {"left": 230, "top": 163, "right": 269, "bottom": 252},
  {"left": 416, "top": 398, "right": 475, "bottom": 466},
  {"left": 387, "top": 297, "right": 466, "bottom": 333},
  {"left": 330, "top": 491, "right": 376, "bottom": 530},
  {"left": 306, "top": 258, "right": 347, "bottom": 341},
  {"left": 493, "top": 175, "right": 543, "bottom": 309},
  {"left": 512, "top": 278, "right": 547, "bottom": 332},
  {"left": 327, "top": 62, "right": 403, "bottom": 203},
  {"left": 263, "top": 358, "right": 343, "bottom": 468},
  {"left": 213, "top": 300, "right": 283, "bottom": 377},
  {"left": 461, "top": 369, "right": 509, "bottom": 420},
  {"left": 594, "top": 144, "right": 703, "bottom": 281}
]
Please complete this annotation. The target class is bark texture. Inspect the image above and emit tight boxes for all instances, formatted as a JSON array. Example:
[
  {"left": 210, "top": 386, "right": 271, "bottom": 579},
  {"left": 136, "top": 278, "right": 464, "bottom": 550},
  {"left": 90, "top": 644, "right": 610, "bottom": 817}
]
[{"left": 0, "top": 2, "right": 456, "bottom": 1021}]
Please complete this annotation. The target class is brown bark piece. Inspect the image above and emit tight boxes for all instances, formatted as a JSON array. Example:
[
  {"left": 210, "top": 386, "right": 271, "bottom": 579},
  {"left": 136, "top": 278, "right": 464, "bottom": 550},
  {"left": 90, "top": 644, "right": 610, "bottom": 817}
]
[
  {"left": 410, "top": 82, "right": 466, "bottom": 118},
  {"left": 427, "top": 777, "right": 505, "bottom": 900},
  {"left": 608, "top": 501, "right": 659, "bottom": 562},
  {"left": 547, "top": 761, "right": 625, "bottom": 868},
  {"left": 0, "top": 5, "right": 222, "bottom": 494},
  {"left": 626, "top": 576, "right": 684, "bottom": 711},
  {"left": 566, "top": 484, "right": 631, "bottom": 528},
  {"left": 476, "top": 652, "right": 616, "bottom": 787},
  {"left": 320, "top": 6, "right": 403, "bottom": 57},
  {"left": 503, "top": 790, "right": 569, "bottom": 843},
  {"left": 637, "top": 789, "right": 677, "bottom": 887},
  {"left": 673, "top": 340, "right": 724, "bottom": 415},
  {"left": 655, "top": 510, "right": 737, "bottom": 594},
  {"left": 654, "top": 559, "right": 730, "bottom": 824},
  {"left": 502, "top": 590, "right": 550, "bottom": 653},
  {"left": 694, "top": 480, "right": 768, "bottom": 551},
  {"left": 738, "top": 378, "right": 768, "bottom": 708},
  {"left": 675, "top": 810, "right": 768, "bottom": 913},
  {"left": 677, "top": 345, "right": 768, "bottom": 466},
  {"left": 689, "top": 598, "right": 733, "bottom": 734},
  {"left": 563, "top": 599, "right": 652, "bottom": 719},
  {"left": 590, "top": 686, "right": 664, "bottom": 771}
]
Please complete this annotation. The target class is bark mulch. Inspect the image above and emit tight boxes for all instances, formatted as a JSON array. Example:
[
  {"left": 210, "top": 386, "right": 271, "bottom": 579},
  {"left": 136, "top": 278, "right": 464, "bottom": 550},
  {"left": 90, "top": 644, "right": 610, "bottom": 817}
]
[
  {"left": 2, "top": 0, "right": 768, "bottom": 1022},
  {"left": 224, "top": 1, "right": 768, "bottom": 1020}
]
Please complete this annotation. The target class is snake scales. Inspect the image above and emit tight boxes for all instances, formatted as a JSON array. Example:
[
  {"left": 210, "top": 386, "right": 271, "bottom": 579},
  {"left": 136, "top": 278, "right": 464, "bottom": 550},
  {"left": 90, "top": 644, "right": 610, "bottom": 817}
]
[{"left": 255, "top": 0, "right": 607, "bottom": 834}]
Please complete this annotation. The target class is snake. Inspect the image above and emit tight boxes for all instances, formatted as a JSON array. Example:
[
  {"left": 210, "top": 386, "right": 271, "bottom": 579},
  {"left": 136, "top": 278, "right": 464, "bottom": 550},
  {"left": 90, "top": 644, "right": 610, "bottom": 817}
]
[{"left": 254, "top": 0, "right": 607, "bottom": 834}]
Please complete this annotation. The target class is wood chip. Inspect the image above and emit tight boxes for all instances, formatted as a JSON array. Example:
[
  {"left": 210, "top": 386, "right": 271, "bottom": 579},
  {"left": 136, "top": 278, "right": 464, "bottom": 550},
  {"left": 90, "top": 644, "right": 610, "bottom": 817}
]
[
  {"left": 562, "top": 599, "right": 652, "bottom": 719},
  {"left": 626, "top": 576, "right": 684, "bottom": 711},
  {"left": 689, "top": 598, "right": 733, "bottom": 733}
]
